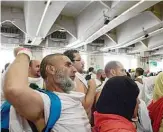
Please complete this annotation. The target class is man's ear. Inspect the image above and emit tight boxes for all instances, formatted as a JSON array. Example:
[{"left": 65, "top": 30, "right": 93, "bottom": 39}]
[
  {"left": 46, "top": 65, "right": 55, "bottom": 75},
  {"left": 28, "top": 66, "right": 31, "bottom": 72},
  {"left": 110, "top": 69, "right": 116, "bottom": 76}
]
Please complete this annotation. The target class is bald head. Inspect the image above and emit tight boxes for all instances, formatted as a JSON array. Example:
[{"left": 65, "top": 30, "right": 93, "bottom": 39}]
[
  {"left": 97, "top": 69, "right": 104, "bottom": 75},
  {"left": 96, "top": 69, "right": 106, "bottom": 81},
  {"left": 40, "top": 53, "right": 76, "bottom": 93},
  {"left": 105, "top": 61, "right": 126, "bottom": 78},
  {"left": 105, "top": 61, "right": 120, "bottom": 74},
  {"left": 40, "top": 53, "right": 64, "bottom": 79}
]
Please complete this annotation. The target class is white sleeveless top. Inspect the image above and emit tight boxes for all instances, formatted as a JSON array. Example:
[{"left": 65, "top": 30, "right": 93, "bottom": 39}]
[{"left": 9, "top": 91, "right": 91, "bottom": 132}]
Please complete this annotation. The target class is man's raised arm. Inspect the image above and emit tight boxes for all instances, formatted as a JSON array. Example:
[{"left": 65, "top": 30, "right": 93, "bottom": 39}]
[{"left": 4, "top": 48, "right": 43, "bottom": 121}]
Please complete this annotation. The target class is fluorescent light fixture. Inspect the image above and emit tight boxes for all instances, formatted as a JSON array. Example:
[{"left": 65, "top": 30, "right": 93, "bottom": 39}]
[
  {"left": 36, "top": 0, "right": 51, "bottom": 36},
  {"left": 32, "top": 0, "right": 51, "bottom": 45}
]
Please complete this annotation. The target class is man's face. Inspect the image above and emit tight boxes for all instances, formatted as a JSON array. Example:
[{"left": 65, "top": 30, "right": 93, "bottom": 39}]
[
  {"left": 101, "top": 72, "right": 106, "bottom": 81},
  {"left": 29, "top": 60, "right": 41, "bottom": 78},
  {"left": 72, "top": 53, "right": 84, "bottom": 73},
  {"left": 51, "top": 56, "right": 77, "bottom": 93}
]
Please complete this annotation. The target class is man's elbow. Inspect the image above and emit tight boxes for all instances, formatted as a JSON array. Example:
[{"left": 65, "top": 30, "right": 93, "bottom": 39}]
[
  {"left": 82, "top": 101, "right": 93, "bottom": 113},
  {"left": 4, "top": 86, "right": 23, "bottom": 102}
]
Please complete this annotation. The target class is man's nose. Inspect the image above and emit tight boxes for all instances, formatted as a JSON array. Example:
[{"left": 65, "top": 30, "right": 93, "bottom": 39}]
[{"left": 72, "top": 66, "right": 77, "bottom": 73}]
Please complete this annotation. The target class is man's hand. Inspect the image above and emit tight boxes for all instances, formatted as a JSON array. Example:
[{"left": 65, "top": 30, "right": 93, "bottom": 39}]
[{"left": 13, "top": 47, "right": 23, "bottom": 57}]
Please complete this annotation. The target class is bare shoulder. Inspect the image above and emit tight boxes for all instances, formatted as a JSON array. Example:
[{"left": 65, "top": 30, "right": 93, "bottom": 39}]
[
  {"left": 6, "top": 87, "right": 44, "bottom": 121},
  {"left": 74, "top": 77, "right": 87, "bottom": 93}
]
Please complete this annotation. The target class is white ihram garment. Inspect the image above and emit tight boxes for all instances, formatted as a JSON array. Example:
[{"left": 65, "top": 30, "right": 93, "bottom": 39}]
[{"left": 9, "top": 91, "right": 91, "bottom": 132}]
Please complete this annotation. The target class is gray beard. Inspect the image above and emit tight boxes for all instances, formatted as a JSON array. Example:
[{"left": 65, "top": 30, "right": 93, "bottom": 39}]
[
  {"left": 58, "top": 76, "right": 75, "bottom": 93},
  {"left": 55, "top": 69, "right": 75, "bottom": 93}
]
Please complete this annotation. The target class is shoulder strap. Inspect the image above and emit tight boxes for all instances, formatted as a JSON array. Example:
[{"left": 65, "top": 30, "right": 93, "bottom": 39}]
[
  {"left": 37, "top": 89, "right": 61, "bottom": 132},
  {"left": 1, "top": 101, "right": 11, "bottom": 129},
  {"left": 1, "top": 101, "right": 11, "bottom": 111}
]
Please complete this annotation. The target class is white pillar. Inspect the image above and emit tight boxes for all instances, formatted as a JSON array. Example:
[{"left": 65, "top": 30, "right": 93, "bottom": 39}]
[
  {"left": 137, "top": 56, "right": 149, "bottom": 71},
  {"left": 31, "top": 48, "right": 43, "bottom": 61},
  {"left": 87, "top": 54, "right": 104, "bottom": 70}
]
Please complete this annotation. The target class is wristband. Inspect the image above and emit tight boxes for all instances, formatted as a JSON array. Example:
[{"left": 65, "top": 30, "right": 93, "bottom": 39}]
[{"left": 17, "top": 48, "right": 32, "bottom": 60}]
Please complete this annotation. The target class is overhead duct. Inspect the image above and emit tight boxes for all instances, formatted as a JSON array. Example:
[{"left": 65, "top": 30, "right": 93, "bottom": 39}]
[
  {"left": 1, "top": 21, "right": 25, "bottom": 44},
  {"left": 50, "top": 31, "right": 67, "bottom": 42},
  {"left": 1, "top": 22, "right": 22, "bottom": 37},
  {"left": 92, "top": 38, "right": 105, "bottom": 44},
  {"left": 1, "top": 26, "right": 20, "bottom": 34}
]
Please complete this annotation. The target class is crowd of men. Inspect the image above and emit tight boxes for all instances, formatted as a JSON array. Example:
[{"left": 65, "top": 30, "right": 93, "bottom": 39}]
[{"left": 1, "top": 47, "right": 162, "bottom": 132}]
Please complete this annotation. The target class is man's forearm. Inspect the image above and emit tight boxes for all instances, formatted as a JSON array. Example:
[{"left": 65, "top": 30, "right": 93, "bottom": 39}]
[
  {"left": 4, "top": 54, "right": 30, "bottom": 95},
  {"left": 83, "top": 82, "right": 96, "bottom": 112}
]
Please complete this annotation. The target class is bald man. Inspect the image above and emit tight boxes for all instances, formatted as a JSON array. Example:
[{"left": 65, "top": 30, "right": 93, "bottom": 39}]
[
  {"left": 105, "top": 61, "right": 126, "bottom": 78},
  {"left": 28, "top": 60, "right": 44, "bottom": 88},
  {"left": 95, "top": 69, "right": 106, "bottom": 88},
  {"left": 96, "top": 61, "right": 126, "bottom": 103}
]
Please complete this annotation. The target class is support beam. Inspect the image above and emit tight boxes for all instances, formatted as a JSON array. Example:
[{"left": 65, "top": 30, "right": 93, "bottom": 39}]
[
  {"left": 55, "top": 15, "right": 77, "bottom": 39},
  {"left": 99, "top": 1, "right": 111, "bottom": 9},
  {"left": 71, "top": 0, "right": 161, "bottom": 49},
  {"left": 128, "top": 42, "right": 148, "bottom": 53},
  {"left": 116, "top": 11, "right": 161, "bottom": 44},
  {"left": 140, "top": 40, "right": 148, "bottom": 47},
  {"left": 147, "top": 32, "right": 163, "bottom": 49},
  {"left": 105, "top": 33, "right": 117, "bottom": 44},
  {"left": 153, "top": 48, "right": 163, "bottom": 55},
  {"left": 102, "top": 22, "right": 163, "bottom": 50},
  {"left": 76, "top": 1, "right": 105, "bottom": 39},
  {"left": 24, "top": 1, "right": 67, "bottom": 45}
]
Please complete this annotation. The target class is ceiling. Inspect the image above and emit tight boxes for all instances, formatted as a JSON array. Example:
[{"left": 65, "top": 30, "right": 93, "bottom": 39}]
[
  {"left": 1, "top": 1, "right": 24, "bottom": 9},
  {"left": 1, "top": 0, "right": 163, "bottom": 57},
  {"left": 61, "top": 1, "right": 92, "bottom": 17}
]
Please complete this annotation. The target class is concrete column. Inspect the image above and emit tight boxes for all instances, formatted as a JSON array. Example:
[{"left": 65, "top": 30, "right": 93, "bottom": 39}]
[
  {"left": 137, "top": 56, "right": 149, "bottom": 71},
  {"left": 31, "top": 48, "right": 43, "bottom": 61}
]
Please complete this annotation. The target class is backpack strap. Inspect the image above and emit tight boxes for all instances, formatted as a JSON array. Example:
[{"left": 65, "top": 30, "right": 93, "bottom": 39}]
[
  {"left": 1, "top": 89, "right": 61, "bottom": 132},
  {"left": 1, "top": 101, "right": 11, "bottom": 129},
  {"left": 37, "top": 89, "right": 61, "bottom": 132}
]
